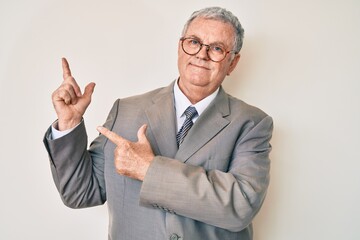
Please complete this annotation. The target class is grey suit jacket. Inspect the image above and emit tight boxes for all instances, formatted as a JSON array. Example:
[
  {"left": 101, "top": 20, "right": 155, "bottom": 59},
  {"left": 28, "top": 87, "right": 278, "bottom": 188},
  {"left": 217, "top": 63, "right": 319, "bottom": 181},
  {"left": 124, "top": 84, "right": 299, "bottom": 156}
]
[{"left": 44, "top": 81, "right": 273, "bottom": 240}]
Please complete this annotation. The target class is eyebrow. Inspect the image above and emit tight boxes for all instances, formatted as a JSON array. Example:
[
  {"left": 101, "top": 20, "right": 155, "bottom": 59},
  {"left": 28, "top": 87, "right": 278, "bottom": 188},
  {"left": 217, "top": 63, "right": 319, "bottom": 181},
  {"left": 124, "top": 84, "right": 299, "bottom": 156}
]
[{"left": 185, "top": 34, "right": 227, "bottom": 48}]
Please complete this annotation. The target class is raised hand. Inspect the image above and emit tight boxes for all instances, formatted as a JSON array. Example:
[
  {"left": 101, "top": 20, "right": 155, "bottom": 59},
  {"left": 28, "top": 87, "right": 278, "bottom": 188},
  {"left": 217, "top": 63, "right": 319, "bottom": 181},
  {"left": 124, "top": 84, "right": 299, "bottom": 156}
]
[
  {"left": 97, "top": 124, "right": 155, "bottom": 181},
  {"left": 52, "top": 58, "right": 96, "bottom": 130}
]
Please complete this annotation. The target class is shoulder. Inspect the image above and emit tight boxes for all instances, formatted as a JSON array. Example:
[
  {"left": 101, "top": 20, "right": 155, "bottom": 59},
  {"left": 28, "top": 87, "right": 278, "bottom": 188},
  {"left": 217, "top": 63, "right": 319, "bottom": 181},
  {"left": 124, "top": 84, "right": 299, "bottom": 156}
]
[
  {"left": 216, "top": 87, "right": 270, "bottom": 120},
  {"left": 222, "top": 92, "right": 272, "bottom": 129},
  {"left": 228, "top": 94, "right": 269, "bottom": 118}
]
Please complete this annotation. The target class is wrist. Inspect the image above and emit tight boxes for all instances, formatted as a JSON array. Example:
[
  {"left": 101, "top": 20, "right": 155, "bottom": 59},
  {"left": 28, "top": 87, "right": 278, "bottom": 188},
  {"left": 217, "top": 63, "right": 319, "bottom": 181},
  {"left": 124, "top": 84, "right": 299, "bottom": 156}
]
[{"left": 57, "top": 118, "right": 82, "bottom": 131}]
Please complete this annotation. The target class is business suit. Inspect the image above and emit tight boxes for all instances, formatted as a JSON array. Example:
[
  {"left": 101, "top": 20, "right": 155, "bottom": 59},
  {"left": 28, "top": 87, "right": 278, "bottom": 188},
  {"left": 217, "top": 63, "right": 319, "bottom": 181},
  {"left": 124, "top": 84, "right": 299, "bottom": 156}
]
[{"left": 44, "top": 81, "right": 273, "bottom": 240}]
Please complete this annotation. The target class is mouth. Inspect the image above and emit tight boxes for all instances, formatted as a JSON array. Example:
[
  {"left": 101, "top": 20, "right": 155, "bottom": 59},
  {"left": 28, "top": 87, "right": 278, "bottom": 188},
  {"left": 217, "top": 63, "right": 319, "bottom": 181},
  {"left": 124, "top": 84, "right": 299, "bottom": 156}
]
[{"left": 189, "top": 62, "right": 211, "bottom": 70}]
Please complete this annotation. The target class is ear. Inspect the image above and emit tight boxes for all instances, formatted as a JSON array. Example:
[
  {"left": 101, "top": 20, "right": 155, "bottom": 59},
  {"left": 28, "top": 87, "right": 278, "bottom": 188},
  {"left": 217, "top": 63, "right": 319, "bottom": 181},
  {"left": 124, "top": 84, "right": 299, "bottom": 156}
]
[{"left": 227, "top": 54, "right": 241, "bottom": 76}]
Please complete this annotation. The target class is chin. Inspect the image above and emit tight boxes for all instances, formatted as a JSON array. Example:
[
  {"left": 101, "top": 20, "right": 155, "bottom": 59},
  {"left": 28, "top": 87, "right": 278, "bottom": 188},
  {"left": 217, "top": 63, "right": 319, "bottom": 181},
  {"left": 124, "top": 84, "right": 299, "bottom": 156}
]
[{"left": 187, "top": 76, "right": 209, "bottom": 86}]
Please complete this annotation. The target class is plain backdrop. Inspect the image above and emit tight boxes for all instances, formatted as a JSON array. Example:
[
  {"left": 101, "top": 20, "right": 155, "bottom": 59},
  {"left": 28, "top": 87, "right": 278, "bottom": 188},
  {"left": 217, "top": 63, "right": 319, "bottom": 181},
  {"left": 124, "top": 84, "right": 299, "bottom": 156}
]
[{"left": 1, "top": 0, "right": 359, "bottom": 239}]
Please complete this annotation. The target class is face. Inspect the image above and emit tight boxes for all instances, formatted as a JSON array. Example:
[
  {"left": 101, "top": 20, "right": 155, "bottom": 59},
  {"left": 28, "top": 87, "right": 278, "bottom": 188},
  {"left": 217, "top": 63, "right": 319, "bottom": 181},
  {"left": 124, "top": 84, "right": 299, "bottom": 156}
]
[{"left": 177, "top": 17, "right": 240, "bottom": 103}]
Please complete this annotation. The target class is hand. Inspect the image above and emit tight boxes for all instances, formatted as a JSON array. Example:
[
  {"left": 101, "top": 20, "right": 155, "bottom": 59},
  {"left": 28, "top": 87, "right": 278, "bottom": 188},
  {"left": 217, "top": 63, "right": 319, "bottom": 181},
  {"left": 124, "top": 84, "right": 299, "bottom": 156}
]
[
  {"left": 52, "top": 58, "right": 96, "bottom": 130},
  {"left": 97, "top": 124, "right": 154, "bottom": 181}
]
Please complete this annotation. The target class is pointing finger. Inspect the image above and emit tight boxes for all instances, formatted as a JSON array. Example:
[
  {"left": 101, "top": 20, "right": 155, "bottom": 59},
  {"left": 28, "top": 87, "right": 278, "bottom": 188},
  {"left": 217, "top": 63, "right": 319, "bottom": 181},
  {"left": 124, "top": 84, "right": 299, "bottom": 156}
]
[
  {"left": 61, "top": 58, "right": 82, "bottom": 97},
  {"left": 97, "top": 126, "right": 124, "bottom": 146},
  {"left": 62, "top": 57, "right": 72, "bottom": 79}
]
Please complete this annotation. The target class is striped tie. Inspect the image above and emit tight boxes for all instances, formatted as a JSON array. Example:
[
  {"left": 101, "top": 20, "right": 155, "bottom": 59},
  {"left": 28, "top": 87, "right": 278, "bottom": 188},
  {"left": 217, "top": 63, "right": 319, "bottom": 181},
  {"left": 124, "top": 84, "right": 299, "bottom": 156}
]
[{"left": 176, "top": 106, "right": 198, "bottom": 146}]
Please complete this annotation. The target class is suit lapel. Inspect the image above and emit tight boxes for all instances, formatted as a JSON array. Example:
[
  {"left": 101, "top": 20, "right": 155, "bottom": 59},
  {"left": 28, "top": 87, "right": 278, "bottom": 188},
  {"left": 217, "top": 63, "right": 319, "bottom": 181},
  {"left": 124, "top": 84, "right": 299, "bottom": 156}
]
[
  {"left": 145, "top": 82, "right": 178, "bottom": 158},
  {"left": 175, "top": 88, "right": 230, "bottom": 162}
]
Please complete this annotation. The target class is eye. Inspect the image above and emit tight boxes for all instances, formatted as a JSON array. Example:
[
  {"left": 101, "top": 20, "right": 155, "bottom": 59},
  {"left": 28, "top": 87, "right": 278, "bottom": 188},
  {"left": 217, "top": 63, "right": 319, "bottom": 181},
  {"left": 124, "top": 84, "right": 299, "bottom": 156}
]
[
  {"left": 211, "top": 45, "right": 224, "bottom": 54},
  {"left": 188, "top": 38, "right": 200, "bottom": 46}
]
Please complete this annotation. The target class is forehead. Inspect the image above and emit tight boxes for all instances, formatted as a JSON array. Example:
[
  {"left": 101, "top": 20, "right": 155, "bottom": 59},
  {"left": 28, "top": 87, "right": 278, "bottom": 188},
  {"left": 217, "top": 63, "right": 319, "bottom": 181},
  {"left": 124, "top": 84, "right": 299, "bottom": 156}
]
[{"left": 185, "top": 17, "right": 235, "bottom": 46}]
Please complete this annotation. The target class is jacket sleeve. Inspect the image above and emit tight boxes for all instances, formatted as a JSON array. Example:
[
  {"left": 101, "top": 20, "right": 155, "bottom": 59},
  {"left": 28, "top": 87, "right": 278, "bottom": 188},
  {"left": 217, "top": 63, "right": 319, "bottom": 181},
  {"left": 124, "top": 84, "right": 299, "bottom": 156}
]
[
  {"left": 140, "top": 115, "right": 273, "bottom": 232},
  {"left": 43, "top": 100, "right": 119, "bottom": 208}
]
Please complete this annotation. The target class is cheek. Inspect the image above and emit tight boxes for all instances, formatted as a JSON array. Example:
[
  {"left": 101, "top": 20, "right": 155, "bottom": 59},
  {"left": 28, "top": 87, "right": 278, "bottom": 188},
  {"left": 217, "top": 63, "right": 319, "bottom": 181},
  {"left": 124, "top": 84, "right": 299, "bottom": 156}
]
[
  {"left": 215, "top": 63, "right": 231, "bottom": 77},
  {"left": 178, "top": 55, "right": 191, "bottom": 73},
  {"left": 177, "top": 57, "right": 185, "bottom": 74},
  {"left": 178, "top": 45, "right": 188, "bottom": 64}
]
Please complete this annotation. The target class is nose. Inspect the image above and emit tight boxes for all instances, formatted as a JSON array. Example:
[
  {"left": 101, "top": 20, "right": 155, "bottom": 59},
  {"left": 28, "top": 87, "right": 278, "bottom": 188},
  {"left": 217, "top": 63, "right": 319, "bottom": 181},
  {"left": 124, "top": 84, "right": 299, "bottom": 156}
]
[{"left": 196, "top": 44, "right": 210, "bottom": 60}]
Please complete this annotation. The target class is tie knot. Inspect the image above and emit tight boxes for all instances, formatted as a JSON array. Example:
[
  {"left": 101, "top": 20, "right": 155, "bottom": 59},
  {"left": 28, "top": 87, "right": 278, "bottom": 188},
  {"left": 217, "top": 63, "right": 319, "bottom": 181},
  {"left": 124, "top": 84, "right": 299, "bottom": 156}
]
[{"left": 184, "top": 106, "right": 198, "bottom": 120}]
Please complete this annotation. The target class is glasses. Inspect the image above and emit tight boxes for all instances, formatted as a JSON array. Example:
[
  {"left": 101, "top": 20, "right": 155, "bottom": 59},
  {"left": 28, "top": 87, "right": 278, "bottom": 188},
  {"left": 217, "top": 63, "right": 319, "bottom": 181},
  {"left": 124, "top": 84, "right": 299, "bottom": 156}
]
[{"left": 180, "top": 37, "right": 236, "bottom": 62}]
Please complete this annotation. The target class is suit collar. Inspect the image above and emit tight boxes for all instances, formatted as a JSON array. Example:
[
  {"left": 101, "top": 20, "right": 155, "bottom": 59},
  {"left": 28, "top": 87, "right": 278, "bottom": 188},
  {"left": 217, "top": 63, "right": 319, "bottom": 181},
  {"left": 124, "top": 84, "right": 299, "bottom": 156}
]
[{"left": 145, "top": 81, "right": 178, "bottom": 158}]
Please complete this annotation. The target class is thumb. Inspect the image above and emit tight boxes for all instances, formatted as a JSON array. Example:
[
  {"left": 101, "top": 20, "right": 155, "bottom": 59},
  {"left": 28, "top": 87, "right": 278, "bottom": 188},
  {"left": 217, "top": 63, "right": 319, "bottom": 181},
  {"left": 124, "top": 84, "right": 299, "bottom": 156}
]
[
  {"left": 137, "top": 124, "right": 148, "bottom": 143},
  {"left": 83, "top": 82, "right": 96, "bottom": 99}
]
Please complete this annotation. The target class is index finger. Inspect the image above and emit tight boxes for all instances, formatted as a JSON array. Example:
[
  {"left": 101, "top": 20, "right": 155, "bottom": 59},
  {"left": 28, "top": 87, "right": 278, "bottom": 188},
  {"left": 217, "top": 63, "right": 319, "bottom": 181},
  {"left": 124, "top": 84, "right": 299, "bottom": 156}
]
[
  {"left": 97, "top": 126, "right": 124, "bottom": 146},
  {"left": 62, "top": 57, "right": 72, "bottom": 79}
]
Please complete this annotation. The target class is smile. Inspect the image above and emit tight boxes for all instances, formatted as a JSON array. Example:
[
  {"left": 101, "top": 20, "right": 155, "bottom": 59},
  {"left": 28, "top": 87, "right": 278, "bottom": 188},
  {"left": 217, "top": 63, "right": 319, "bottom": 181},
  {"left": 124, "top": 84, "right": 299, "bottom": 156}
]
[{"left": 189, "top": 62, "right": 211, "bottom": 70}]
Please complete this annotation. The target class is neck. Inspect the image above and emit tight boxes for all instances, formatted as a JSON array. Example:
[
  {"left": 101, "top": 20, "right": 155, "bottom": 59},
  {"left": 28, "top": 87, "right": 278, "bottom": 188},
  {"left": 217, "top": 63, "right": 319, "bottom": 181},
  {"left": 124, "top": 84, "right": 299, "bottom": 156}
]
[{"left": 178, "top": 79, "right": 217, "bottom": 104}]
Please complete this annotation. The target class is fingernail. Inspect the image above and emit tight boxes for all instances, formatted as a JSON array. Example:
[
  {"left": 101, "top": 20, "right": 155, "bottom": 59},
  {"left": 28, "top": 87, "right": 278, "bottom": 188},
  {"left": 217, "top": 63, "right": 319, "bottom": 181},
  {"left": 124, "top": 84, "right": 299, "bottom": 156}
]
[{"left": 96, "top": 126, "right": 103, "bottom": 132}]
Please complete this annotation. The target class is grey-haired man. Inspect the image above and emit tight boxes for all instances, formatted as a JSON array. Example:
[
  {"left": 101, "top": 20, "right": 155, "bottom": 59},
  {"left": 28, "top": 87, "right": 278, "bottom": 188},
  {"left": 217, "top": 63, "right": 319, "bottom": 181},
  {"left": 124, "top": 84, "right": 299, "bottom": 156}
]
[{"left": 44, "top": 7, "right": 273, "bottom": 240}]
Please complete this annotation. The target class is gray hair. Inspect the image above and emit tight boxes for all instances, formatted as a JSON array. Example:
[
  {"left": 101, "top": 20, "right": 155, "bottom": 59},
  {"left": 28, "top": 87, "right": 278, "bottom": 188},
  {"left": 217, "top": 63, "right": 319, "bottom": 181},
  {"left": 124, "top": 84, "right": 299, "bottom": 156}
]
[{"left": 181, "top": 7, "right": 245, "bottom": 53}]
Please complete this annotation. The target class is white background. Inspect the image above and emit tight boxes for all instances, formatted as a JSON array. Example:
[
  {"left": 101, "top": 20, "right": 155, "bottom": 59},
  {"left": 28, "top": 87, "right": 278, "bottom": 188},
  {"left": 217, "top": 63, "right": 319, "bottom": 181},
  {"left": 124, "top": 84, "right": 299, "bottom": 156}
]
[{"left": 1, "top": 0, "right": 359, "bottom": 239}]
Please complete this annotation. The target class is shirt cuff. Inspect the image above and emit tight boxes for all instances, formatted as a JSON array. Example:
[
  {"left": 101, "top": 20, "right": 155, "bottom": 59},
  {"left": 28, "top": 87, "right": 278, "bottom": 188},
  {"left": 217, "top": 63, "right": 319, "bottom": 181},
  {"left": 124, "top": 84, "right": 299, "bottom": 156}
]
[{"left": 51, "top": 120, "right": 82, "bottom": 140}]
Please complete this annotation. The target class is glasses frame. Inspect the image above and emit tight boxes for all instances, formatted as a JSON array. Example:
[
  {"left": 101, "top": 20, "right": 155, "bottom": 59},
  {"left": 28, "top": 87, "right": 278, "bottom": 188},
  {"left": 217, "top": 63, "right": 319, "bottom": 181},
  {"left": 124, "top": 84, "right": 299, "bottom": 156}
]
[{"left": 180, "top": 37, "right": 237, "bottom": 62}]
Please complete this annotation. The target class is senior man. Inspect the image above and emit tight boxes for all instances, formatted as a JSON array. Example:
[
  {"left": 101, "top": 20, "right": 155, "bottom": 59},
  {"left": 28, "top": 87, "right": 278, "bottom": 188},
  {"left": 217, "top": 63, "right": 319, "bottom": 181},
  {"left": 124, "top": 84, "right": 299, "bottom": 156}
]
[{"left": 44, "top": 6, "right": 273, "bottom": 240}]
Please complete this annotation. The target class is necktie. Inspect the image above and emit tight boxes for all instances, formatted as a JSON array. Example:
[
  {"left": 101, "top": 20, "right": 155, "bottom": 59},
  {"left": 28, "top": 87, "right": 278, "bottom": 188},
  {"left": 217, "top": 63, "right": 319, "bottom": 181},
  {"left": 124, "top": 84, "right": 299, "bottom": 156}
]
[{"left": 176, "top": 106, "right": 198, "bottom": 146}]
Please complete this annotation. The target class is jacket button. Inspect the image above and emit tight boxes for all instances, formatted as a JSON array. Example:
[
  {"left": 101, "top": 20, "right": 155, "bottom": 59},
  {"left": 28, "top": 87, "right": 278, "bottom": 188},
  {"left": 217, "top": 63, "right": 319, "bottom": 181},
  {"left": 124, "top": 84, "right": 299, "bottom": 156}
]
[{"left": 170, "top": 233, "right": 180, "bottom": 240}]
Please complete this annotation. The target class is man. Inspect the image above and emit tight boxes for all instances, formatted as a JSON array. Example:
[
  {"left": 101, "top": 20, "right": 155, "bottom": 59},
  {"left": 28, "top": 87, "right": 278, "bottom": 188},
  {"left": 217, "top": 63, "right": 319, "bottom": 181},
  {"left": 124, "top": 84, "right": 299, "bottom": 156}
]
[{"left": 44, "top": 6, "right": 273, "bottom": 240}]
